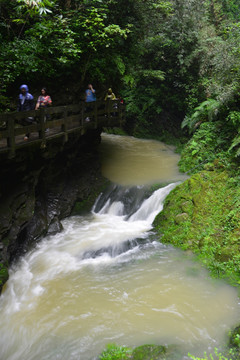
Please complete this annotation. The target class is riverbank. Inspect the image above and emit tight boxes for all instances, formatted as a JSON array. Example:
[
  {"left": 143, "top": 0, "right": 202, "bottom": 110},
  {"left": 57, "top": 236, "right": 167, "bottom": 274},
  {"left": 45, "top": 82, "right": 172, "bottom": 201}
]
[
  {"left": 98, "top": 128, "right": 240, "bottom": 358},
  {"left": 154, "top": 169, "right": 240, "bottom": 287},
  {"left": 153, "top": 167, "right": 240, "bottom": 359}
]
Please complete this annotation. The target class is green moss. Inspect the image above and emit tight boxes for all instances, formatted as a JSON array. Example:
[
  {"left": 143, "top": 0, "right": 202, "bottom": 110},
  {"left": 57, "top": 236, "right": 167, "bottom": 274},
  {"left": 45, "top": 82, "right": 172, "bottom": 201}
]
[
  {"left": 71, "top": 199, "right": 92, "bottom": 215},
  {"left": 103, "top": 127, "right": 128, "bottom": 136},
  {"left": 2, "top": 237, "right": 9, "bottom": 246},
  {"left": 131, "top": 344, "right": 182, "bottom": 360},
  {"left": 0, "top": 263, "right": 9, "bottom": 290},
  {"left": 71, "top": 179, "right": 110, "bottom": 215},
  {"left": 131, "top": 345, "right": 166, "bottom": 360},
  {"left": 154, "top": 170, "right": 240, "bottom": 286}
]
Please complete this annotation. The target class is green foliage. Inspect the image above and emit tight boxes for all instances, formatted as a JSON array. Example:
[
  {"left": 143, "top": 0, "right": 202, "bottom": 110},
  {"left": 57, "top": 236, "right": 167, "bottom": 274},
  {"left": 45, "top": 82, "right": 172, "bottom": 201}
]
[
  {"left": 16, "top": 0, "right": 54, "bottom": 16},
  {"left": 227, "top": 111, "right": 240, "bottom": 129},
  {"left": 179, "top": 122, "right": 229, "bottom": 174},
  {"left": 1, "top": 0, "right": 240, "bottom": 160},
  {"left": 99, "top": 343, "right": 132, "bottom": 360},
  {"left": 0, "top": 0, "right": 132, "bottom": 110},
  {"left": 229, "top": 327, "right": 240, "bottom": 349},
  {"left": 188, "top": 348, "right": 232, "bottom": 360},
  {"left": 226, "top": 111, "right": 240, "bottom": 157},
  {"left": 99, "top": 343, "right": 183, "bottom": 360},
  {"left": 181, "top": 99, "right": 221, "bottom": 132}
]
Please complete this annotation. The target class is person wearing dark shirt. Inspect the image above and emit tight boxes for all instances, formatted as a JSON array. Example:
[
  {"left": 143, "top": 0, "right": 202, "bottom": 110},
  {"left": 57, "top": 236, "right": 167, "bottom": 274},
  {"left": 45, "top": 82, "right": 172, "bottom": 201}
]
[
  {"left": 17, "top": 84, "right": 35, "bottom": 140},
  {"left": 17, "top": 84, "right": 34, "bottom": 112}
]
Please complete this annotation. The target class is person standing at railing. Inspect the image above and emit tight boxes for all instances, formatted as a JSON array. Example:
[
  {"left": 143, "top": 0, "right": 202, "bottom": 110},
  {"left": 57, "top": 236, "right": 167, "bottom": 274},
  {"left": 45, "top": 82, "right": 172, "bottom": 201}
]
[
  {"left": 104, "top": 88, "right": 117, "bottom": 116},
  {"left": 35, "top": 87, "right": 52, "bottom": 132},
  {"left": 104, "top": 88, "right": 116, "bottom": 101},
  {"left": 17, "top": 84, "right": 35, "bottom": 141},
  {"left": 84, "top": 84, "right": 96, "bottom": 121},
  {"left": 35, "top": 87, "right": 52, "bottom": 110}
]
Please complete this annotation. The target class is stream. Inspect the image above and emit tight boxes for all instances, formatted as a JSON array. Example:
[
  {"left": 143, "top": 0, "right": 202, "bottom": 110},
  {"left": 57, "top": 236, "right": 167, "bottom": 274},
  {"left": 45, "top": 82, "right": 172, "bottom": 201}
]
[{"left": 0, "top": 134, "right": 239, "bottom": 360}]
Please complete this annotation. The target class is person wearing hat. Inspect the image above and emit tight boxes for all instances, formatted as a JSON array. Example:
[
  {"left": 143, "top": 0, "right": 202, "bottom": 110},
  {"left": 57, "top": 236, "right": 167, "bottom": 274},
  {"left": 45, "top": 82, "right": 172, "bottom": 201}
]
[
  {"left": 104, "top": 88, "right": 116, "bottom": 101},
  {"left": 104, "top": 88, "right": 117, "bottom": 116},
  {"left": 17, "top": 84, "right": 34, "bottom": 112},
  {"left": 17, "top": 84, "right": 35, "bottom": 140}
]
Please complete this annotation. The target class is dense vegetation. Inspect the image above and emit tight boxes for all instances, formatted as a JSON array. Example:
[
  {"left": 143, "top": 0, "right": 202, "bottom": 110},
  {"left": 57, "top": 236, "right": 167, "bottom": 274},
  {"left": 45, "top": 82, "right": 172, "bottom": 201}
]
[
  {"left": 154, "top": 170, "right": 240, "bottom": 286},
  {"left": 1, "top": 0, "right": 240, "bottom": 160}
]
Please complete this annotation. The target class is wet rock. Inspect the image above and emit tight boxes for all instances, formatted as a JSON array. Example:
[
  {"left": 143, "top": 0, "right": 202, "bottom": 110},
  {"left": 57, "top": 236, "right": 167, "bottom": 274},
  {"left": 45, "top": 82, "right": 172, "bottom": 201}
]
[
  {"left": 47, "top": 217, "right": 63, "bottom": 236},
  {"left": 175, "top": 212, "right": 189, "bottom": 224},
  {"left": 131, "top": 344, "right": 183, "bottom": 360}
]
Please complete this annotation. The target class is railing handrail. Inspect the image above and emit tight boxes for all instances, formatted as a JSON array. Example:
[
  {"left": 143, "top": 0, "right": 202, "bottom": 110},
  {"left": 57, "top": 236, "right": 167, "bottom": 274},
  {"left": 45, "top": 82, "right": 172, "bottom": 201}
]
[{"left": 0, "top": 100, "right": 125, "bottom": 158}]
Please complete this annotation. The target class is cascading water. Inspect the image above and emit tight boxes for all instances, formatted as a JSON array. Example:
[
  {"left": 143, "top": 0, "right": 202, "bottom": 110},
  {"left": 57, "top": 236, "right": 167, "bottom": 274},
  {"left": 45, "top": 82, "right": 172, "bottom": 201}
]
[{"left": 0, "top": 134, "right": 239, "bottom": 360}]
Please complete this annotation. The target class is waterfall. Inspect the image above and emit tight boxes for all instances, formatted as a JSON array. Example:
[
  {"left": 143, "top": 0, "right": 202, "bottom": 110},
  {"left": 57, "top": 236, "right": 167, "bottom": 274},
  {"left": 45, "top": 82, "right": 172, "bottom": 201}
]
[
  {"left": 0, "top": 181, "right": 239, "bottom": 360},
  {"left": 128, "top": 183, "right": 178, "bottom": 223}
]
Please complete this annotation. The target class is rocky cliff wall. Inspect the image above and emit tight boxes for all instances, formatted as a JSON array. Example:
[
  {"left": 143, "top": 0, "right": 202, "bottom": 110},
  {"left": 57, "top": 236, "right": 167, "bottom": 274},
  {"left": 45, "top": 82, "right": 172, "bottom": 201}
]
[{"left": 0, "top": 129, "right": 107, "bottom": 293}]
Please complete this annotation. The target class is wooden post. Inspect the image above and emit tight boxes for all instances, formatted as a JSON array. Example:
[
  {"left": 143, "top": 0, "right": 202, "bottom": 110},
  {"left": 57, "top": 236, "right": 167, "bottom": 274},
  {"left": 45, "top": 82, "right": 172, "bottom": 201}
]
[
  {"left": 118, "top": 100, "right": 122, "bottom": 127},
  {"left": 81, "top": 102, "right": 84, "bottom": 126},
  {"left": 62, "top": 106, "right": 68, "bottom": 143},
  {"left": 7, "top": 115, "right": 15, "bottom": 158},
  {"left": 107, "top": 99, "right": 111, "bottom": 126},
  {"left": 94, "top": 101, "right": 98, "bottom": 129},
  {"left": 39, "top": 107, "right": 46, "bottom": 148}
]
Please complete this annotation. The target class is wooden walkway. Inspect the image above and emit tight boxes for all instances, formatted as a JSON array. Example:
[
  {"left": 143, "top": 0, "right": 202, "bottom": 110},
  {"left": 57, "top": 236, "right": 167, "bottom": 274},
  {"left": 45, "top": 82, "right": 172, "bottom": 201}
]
[{"left": 0, "top": 100, "right": 125, "bottom": 158}]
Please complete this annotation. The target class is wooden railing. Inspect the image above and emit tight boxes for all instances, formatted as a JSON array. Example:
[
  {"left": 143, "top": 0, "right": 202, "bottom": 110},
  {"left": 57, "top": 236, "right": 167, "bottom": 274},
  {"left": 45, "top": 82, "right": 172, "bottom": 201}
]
[{"left": 0, "top": 100, "right": 125, "bottom": 158}]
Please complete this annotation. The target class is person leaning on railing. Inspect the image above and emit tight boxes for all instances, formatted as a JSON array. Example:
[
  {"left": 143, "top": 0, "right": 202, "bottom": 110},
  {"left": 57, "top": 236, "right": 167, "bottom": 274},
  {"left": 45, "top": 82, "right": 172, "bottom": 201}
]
[
  {"left": 104, "top": 88, "right": 118, "bottom": 116},
  {"left": 104, "top": 88, "right": 116, "bottom": 101},
  {"left": 17, "top": 84, "right": 35, "bottom": 141}
]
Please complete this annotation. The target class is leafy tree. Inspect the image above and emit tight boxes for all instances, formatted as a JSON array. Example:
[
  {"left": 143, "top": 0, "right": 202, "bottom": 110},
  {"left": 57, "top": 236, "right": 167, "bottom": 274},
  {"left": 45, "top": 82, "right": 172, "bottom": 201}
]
[{"left": 0, "top": 0, "right": 130, "bottom": 109}]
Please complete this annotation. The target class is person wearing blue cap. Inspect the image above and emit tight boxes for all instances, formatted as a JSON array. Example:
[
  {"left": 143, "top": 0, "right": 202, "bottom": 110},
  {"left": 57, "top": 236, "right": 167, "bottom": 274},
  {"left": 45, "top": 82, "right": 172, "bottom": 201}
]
[{"left": 17, "top": 84, "right": 35, "bottom": 140}]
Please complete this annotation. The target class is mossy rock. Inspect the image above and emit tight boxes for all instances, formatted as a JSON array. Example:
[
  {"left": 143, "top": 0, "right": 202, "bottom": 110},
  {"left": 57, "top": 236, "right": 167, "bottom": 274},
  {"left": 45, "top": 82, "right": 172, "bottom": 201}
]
[
  {"left": 175, "top": 212, "right": 189, "bottom": 224},
  {"left": 215, "top": 246, "right": 238, "bottom": 262},
  {"left": 180, "top": 200, "right": 193, "bottom": 214},
  {"left": 131, "top": 344, "right": 182, "bottom": 360},
  {"left": 71, "top": 179, "right": 110, "bottom": 216},
  {"left": 131, "top": 345, "right": 166, "bottom": 360}
]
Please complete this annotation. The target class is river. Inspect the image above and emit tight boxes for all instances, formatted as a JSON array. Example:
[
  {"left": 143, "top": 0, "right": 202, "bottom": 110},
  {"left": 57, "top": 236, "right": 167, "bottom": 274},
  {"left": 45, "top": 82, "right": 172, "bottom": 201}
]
[{"left": 0, "top": 134, "right": 239, "bottom": 360}]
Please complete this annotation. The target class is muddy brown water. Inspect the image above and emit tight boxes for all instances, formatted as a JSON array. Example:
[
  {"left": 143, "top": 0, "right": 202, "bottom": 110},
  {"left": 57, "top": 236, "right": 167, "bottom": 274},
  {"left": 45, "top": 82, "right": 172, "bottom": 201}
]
[{"left": 0, "top": 134, "right": 239, "bottom": 360}]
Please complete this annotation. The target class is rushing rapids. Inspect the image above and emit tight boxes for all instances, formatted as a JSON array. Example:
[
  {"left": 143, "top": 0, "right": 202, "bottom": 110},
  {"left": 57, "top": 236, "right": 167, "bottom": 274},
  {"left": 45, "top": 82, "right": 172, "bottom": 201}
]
[{"left": 0, "top": 134, "right": 239, "bottom": 360}]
